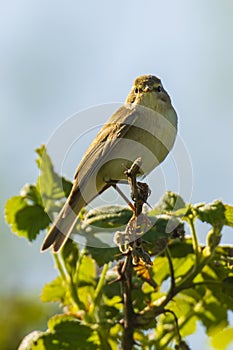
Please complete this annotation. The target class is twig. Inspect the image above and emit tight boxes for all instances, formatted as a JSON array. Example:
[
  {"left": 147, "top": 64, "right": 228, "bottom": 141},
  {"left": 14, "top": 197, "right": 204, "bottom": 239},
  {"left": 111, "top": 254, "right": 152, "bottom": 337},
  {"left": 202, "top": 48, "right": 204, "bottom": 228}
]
[
  {"left": 113, "top": 184, "right": 135, "bottom": 211},
  {"left": 164, "top": 309, "right": 182, "bottom": 344},
  {"left": 125, "top": 157, "right": 150, "bottom": 217},
  {"left": 120, "top": 158, "right": 151, "bottom": 350},
  {"left": 165, "top": 247, "right": 175, "bottom": 295},
  {"left": 121, "top": 254, "right": 135, "bottom": 350}
]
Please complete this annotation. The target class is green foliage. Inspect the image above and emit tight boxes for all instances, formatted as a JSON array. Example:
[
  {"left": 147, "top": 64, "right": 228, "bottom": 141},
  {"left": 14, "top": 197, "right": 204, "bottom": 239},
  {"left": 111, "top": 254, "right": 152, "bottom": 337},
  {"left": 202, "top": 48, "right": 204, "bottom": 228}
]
[
  {"left": 211, "top": 327, "right": 233, "bottom": 350},
  {"left": 5, "top": 195, "right": 50, "bottom": 241},
  {"left": 194, "top": 200, "right": 231, "bottom": 228},
  {"left": 36, "top": 145, "right": 72, "bottom": 214},
  {"left": 83, "top": 205, "right": 132, "bottom": 229},
  {"left": 18, "top": 315, "right": 99, "bottom": 350},
  {"left": 5, "top": 145, "right": 73, "bottom": 241},
  {"left": 5, "top": 146, "right": 233, "bottom": 350}
]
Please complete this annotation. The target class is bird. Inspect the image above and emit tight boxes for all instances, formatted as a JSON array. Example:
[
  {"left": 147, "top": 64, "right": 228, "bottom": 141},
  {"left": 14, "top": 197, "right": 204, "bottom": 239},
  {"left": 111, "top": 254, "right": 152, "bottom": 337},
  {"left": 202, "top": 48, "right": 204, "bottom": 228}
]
[{"left": 41, "top": 74, "right": 178, "bottom": 253}]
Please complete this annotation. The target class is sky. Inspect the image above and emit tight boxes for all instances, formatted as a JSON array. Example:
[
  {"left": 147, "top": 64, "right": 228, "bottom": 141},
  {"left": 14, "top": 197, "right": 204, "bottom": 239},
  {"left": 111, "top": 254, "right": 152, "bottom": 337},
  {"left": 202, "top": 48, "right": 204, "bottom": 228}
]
[{"left": 0, "top": 1, "right": 233, "bottom": 348}]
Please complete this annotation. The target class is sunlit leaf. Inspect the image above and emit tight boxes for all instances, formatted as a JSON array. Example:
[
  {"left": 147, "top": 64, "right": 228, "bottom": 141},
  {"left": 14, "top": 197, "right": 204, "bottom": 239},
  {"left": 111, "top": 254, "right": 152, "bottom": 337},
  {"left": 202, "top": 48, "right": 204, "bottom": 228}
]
[
  {"left": 195, "top": 200, "right": 226, "bottom": 228},
  {"left": 224, "top": 204, "right": 233, "bottom": 227},
  {"left": 151, "top": 256, "right": 170, "bottom": 286},
  {"left": 195, "top": 292, "right": 228, "bottom": 334},
  {"left": 19, "top": 315, "right": 98, "bottom": 350},
  {"left": 77, "top": 255, "right": 96, "bottom": 287},
  {"left": 36, "top": 145, "right": 72, "bottom": 213},
  {"left": 41, "top": 276, "right": 66, "bottom": 304},
  {"left": 211, "top": 327, "right": 233, "bottom": 350},
  {"left": 18, "top": 331, "right": 43, "bottom": 350},
  {"left": 172, "top": 254, "right": 195, "bottom": 279},
  {"left": 5, "top": 196, "right": 50, "bottom": 241}
]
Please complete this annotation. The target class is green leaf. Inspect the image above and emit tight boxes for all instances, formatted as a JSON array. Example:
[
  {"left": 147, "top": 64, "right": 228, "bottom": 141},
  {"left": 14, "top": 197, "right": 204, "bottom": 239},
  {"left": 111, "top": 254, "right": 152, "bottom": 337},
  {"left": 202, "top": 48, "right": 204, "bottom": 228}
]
[
  {"left": 194, "top": 248, "right": 233, "bottom": 312},
  {"left": 20, "top": 184, "right": 43, "bottom": 205},
  {"left": 36, "top": 145, "right": 72, "bottom": 213},
  {"left": 62, "top": 176, "right": 73, "bottom": 198},
  {"left": 83, "top": 205, "right": 132, "bottom": 229},
  {"left": 169, "top": 238, "right": 194, "bottom": 258},
  {"left": 16, "top": 206, "right": 50, "bottom": 241},
  {"left": 151, "top": 191, "right": 186, "bottom": 213},
  {"left": 41, "top": 277, "right": 66, "bottom": 304},
  {"left": 5, "top": 146, "right": 72, "bottom": 242},
  {"left": 99, "top": 304, "right": 121, "bottom": 323},
  {"left": 81, "top": 226, "right": 120, "bottom": 266},
  {"left": 5, "top": 196, "right": 25, "bottom": 227},
  {"left": 172, "top": 254, "right": 195, "bottom": 280},
  {"left": 151, "top": 256, "right": 170, "bottom": 286},
  {"left": 195, "top": 292, "right": 228, "bottom": 334},
  {"left": 88, "top": 247, "right": 120, "bottom": 267},
  {"left": 5, "top": 196, "right": 50, "bottom": 241},
  {"left": 143, "top": 216, "right": 185, "bottom": 256},
  {"left": 222, "top": 276, "right": 233, "bottom": 297},
  {"left": 224, "top": 204, "right": 233, "bottom": 227},
  {"left": 211, "top": 327, "right": 233, "bottom": 350},
  {"left": 195, "top": 200, "right": 226, "bottom": 228},
  {"left": 18, "top": 331, "right": 44, "bottom": 350},
  {"left": 77, "top": 255, "right": 96, "bottom": 288},
  {"left": 19, "top": 315, "right": 99, "bottom": 350},
  {"left": 209, "top": 246, "right": 233, "bottom": 286},
  {"left": 61, "top": 239, "right": 79, "bottom": 276}
]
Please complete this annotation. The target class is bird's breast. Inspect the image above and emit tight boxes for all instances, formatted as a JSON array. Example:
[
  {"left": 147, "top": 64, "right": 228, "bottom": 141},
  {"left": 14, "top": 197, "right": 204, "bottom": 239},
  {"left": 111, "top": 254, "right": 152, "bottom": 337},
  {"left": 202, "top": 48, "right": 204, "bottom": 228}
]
[{"left": 98, "top": 108, "right": 177, "bottom": 183}]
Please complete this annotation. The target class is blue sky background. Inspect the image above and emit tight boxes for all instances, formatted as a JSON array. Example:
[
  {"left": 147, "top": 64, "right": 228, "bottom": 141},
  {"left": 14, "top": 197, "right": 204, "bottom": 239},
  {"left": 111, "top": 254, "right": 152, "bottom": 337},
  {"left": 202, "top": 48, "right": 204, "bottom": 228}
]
[{"left": 0, "top": 1, "right": 233, "bottom": 348}]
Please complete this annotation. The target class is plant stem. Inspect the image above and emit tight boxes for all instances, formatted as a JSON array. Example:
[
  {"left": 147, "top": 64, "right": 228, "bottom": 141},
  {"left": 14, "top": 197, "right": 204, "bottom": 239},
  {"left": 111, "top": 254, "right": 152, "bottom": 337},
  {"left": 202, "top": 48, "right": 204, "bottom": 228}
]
[
  {"left": 74, "top": 248, "right": 86, "bottom": 284},
  {"left": 158, "top": 311, "right": 194, "bottom": 349},
  {"left": 95, "top": 263, "right": 109, "bottom": 302},
  {"left": 164, "top": 309, "right": 182, "bottom": 344},
  {"left": 53, "top": 253, "right": 67, "bottom": 281},
  {"left": 188, "top": 216, "right": 201, "bottom": 265},
  {"left": 89, "top": 263, "right": 109, "bottom": 319},
  {"left": 69, "top": 274, "right": 84, "bottom": 309},
  {"left": 165, "top": 247, "right": 175, "bottom": 294},
  {"left": 121, "top": 255, "right": 135, "bottom": 350},
  {"left": 54, "top": 252, "right": 84, "bottom": 310}
]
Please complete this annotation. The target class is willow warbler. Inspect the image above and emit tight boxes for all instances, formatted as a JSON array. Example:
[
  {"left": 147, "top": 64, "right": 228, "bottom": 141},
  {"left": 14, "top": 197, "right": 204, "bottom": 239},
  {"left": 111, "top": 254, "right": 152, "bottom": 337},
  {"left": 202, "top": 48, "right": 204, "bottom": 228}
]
[{"left": 41, "top": 75, "right": 178, "bottom": 252}]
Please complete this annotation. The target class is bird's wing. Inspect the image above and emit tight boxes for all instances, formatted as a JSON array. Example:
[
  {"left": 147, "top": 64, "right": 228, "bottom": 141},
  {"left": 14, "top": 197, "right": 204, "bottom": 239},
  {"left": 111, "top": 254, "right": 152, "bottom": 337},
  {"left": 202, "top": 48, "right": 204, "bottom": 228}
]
[{"left": 73, "top": 105, "right": 138, "bottom": 186}]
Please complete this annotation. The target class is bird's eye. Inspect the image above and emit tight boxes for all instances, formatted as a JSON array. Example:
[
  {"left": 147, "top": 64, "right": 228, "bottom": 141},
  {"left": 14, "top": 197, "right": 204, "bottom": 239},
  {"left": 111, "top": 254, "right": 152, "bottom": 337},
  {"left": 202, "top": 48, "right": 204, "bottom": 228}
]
[
  {"left": 157, "top": 85, "right": 162, "bottom": 92},
  {"left": 135, "top": 87, "right": 139, "bottom": 93}
]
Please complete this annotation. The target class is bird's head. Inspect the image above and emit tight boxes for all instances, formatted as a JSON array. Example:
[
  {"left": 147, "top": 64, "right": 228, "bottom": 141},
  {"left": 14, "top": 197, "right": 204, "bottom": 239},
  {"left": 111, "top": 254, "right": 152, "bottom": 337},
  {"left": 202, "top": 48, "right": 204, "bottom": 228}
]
[{"left": 125, "top": 75, "right": 172, "bottom": 113}]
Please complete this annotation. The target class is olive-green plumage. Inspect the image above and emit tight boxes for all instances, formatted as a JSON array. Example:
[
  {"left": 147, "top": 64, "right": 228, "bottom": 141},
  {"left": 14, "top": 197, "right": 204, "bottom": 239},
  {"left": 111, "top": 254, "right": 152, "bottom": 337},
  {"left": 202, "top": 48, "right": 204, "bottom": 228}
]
[{"left": 41, "top": 75, "right": 178, "bottom": 252}]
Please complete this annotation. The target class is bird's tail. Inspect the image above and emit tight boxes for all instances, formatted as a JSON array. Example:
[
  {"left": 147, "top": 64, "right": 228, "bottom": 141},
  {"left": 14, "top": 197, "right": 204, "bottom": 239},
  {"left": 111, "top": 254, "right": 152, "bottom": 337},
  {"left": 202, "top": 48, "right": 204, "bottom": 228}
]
[{"left": 41, "top": 188, "right": 86, "bottom": 253}]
